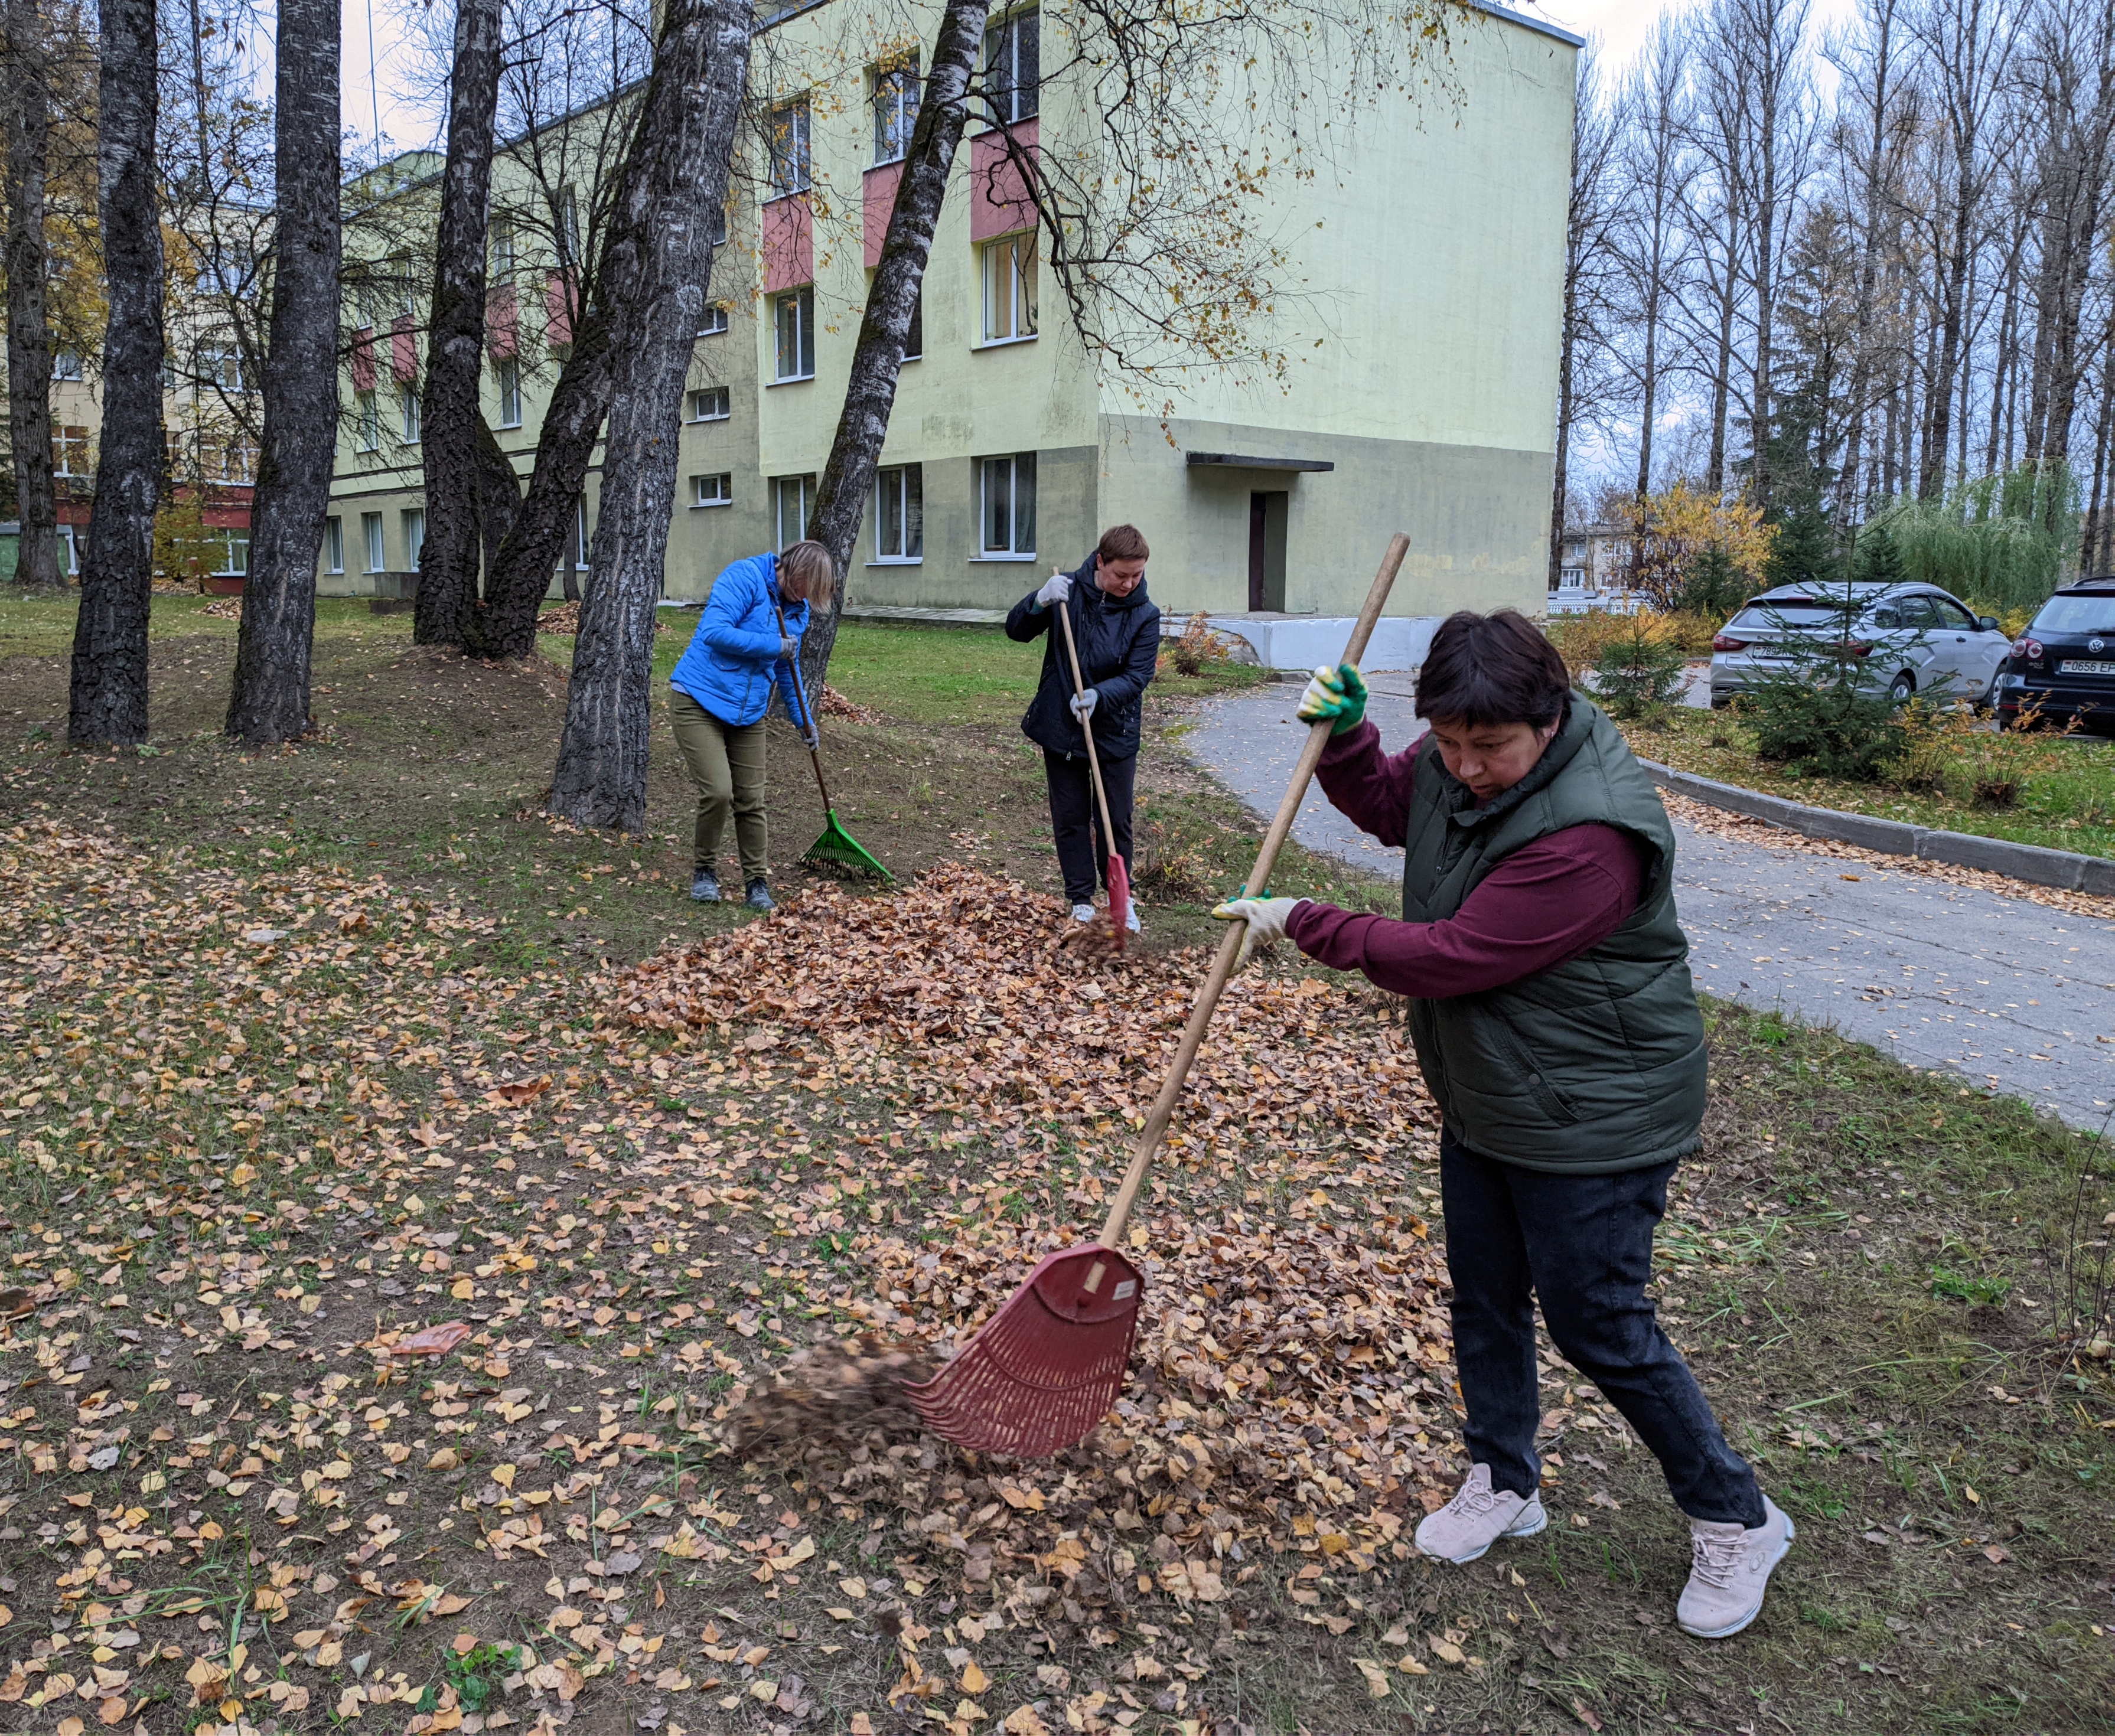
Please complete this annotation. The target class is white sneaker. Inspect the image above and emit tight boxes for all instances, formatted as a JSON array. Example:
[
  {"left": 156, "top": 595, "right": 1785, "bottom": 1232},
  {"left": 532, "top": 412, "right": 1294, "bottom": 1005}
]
[
  {"left": 1123, "top": 903, "right": 1141, "bottom": 934},
  {"left": 1677, "top": 1496, "right": 1794, "bottom": 1639},
  {"left": 1413, "top": 1463, "right": 1547, "bottom": 1564},
  {"left": 1070, "top": 903, "right": 1096, "bottom": 923}
]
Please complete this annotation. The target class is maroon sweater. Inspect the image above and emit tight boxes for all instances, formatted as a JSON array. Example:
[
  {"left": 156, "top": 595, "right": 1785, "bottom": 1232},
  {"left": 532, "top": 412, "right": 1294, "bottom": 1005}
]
[{"left": 1283, "top": 720, "right": 1645, "bottom": 999}]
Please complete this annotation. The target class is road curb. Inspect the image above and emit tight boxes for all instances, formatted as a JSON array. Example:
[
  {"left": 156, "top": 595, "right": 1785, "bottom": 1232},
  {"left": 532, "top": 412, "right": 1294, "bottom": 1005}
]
[{"left": 1638, "top": 758, "right": 2115, "bottom": 896}]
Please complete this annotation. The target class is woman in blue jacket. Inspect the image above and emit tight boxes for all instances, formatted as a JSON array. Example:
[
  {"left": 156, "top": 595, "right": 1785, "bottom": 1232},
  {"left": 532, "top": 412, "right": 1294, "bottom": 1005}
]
[{"left": 668, "top": 541, "right": 832, "bottom": 909}]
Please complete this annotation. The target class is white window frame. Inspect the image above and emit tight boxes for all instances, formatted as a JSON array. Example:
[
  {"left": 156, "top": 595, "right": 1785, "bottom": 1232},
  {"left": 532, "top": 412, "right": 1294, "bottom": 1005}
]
[
  {"left": 977, "top": 452, "right": 1036, "bottom": 558},
  {"left": 571, "top": 498, "right": 590, "bottom": 571},
  {"left": 690, "top": 472, "right": 732, "bottom": 509},
  {"left": 687, "top": 385, "right": 731, "bottom": 423},
  {"left": 497, "top": 357, "right": 522, "bottom": 428},
  {"left": 773, "top": 474, "right": 816, "bottom": 549},
  {"left": 773, "top": 286, "right": 815, "bottom": 383},
  {"left": 872, "top": 57, "right": 920, "bottom": 164},
  {"left": 52, "top": 425, "right": 88, "bottom": 477},
  {"left": 768, "top": 99, "right": 812, "bottom": 197},
  {"left": 980, "top": 231, "right": 1037, "bottom": 345},
  {"left": 214, "top": 531, "right": 250, "bottom": 576},
  {"left": 983, "top": 7, "right": 1039, "bottom": 125},
  {"left": 874, "top": 464, "right": 923, "bottom": 563},
  {"left": 696, "top": 303, "right": 730, "bottom": 337},
  {"left": 325, "top": 515, "right": 344, "bottom": 573},
  {"left": 491, "top": 216, "right": 516, "bottom": 277},
  {"left": 51, "top": 349, "right": 83, "bottom": 381},
  {"left": 403, "top": 508, "right": 425, "bottom": 571},
  {"left": 400, "top": 384, "right": 421, "bottom": 444},
  {"left": 355, "top": 390, "right": 380, "bottom": 453},
  {"left": 361, "top": 512, "right": 384, "bottom": 573}
]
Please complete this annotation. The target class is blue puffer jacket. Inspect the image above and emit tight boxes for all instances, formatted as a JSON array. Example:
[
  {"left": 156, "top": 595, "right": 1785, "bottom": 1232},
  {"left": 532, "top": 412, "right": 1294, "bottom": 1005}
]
[{"left": 670, "top": 551, "right": 812, "bottom": 729}]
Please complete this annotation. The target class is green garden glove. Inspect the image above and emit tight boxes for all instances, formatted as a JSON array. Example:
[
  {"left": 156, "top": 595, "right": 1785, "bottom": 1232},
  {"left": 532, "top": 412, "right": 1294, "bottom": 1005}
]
[
  {"left": 1210, "top": 895, "right": 1308, "bottom": 974},
  {"left": 1297, "top": 663, "right": 1368, "bottom": 735}
]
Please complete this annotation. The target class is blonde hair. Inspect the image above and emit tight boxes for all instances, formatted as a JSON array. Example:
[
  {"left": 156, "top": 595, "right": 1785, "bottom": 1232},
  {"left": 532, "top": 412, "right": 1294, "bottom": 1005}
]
[{"left": 778, "top": 540, "right": 836, "bottom": 605}]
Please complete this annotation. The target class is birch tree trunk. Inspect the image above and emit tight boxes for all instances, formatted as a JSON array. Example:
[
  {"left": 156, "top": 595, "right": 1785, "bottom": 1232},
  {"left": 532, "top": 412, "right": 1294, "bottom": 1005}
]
[
  {"left": 3, "top": 0, "right": 60, "bottom": 590},
  {"left": 547, "top": 0, "right": 751, "bottom": 831},
  {"left": 224, "top": 0, "right": 340, "bottom": 744},
  {"left": 801, "top": 0, "right": 989, "bottom": 696},
  {"left": 66, "top": 0, "right": 160, "bottom": 746},
  {"left": 414, "top": 0, "right": 505, "bottom": 648}
]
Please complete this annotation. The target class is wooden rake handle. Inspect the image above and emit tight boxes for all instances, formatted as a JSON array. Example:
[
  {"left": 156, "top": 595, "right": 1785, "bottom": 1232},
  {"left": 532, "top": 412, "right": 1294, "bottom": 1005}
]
[
  {"left": 1095, "top": 533, "right": 1410, "bottom": 1251},
  {"left": 1054, "top": 593, "right": 1120, "bottom": 859},
  {"left": 773, "top": 599, "right": 835, "bottom": 814}
]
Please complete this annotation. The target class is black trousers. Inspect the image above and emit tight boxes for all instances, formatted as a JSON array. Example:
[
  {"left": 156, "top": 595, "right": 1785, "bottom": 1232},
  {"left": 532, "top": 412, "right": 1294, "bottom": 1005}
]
[
  {"left": 1440, "top": 1125, "right": 1765, "bottom": 1527},
  {"left": 1043, "top": 746, "right": 1135, "bottom": 905}
]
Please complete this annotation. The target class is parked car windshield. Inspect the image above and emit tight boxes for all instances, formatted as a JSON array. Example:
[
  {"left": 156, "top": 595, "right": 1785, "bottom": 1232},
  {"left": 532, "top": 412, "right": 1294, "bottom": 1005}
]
[{"left": 2029, "top": 593, "right": 2115, "bottom": 635}]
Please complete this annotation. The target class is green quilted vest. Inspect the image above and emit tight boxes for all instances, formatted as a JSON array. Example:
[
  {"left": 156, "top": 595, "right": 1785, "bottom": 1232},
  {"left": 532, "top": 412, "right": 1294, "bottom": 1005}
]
[{"left": 1400, "top": 695, "right": 1706, "bottom": 1173}]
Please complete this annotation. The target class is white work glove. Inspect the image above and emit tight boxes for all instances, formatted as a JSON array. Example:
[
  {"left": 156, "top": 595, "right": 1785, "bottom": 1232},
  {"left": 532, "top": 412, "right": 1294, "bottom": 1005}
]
[
  {"left": 1035, "top": 572, "right": 1071, "bottom": 609},
  {"left": 1210, "top": 895, "right": 1309, "bottom": 973},
  {"left": 1069, "top": 687, "right": 1099, "bottom": 720}
]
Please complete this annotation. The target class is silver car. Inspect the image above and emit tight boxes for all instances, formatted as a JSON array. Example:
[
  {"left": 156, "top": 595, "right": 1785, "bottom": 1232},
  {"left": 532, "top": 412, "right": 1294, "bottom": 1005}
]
[{"left": 1709, "top": 581, "right": 2010, "bottom": 709}]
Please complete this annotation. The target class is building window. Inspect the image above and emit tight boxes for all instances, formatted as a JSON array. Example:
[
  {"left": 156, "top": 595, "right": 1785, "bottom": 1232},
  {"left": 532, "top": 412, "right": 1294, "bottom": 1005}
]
[
  {"left": 214, "top": 532, "right": 250, "bottom": 576},
  {"left": 687, "top": 386, "right": 731, "bottom": 422},
  {"left": 773, "top": 474, "right": 815, "bottom": 549},
  {"left": 873, "top": 57, "right": 920, "bottom": 164},
  {"left": 697, "top": 303, "right": 729, "bottom": 337},
  {"left": 362, "top": 512, "right": 385, "bottom": 573},
  {"left": 774, "top": 286, "right": 815, "bottom": 381},
  {"left": 51, "top": 349, "right": 83, "bottom": 381},
  {"left": 979, "top": 452, "right": 1035, "bottom": 556},
  {"left": 569, "top": 498, "right": 590, "bottom": 571},
  {"left": 51, "top": 425, "right": 88, "bottom": 476},
  {"left": 356, "top": 390, "right": 380, "bottom": 452},
  {"left": 403, "top": 508, "right": 426, "bottom": 570},
  {"left": 496, "top": 357, "right": 522, "bottom": 428},
  {"left": 985, "top": 8, "right": 1039, "bottom": 125},
  {"left": 400, "top": 384, "right": 421, "bottom": 443},
  {"left": 875, "top": 465, "right": 923, "bottom": 562},
  {"left": 692, "top": 472, "right": 732, "bottom": 508},
  {"left": 325, "top": 515, "right": 344, "bottom": 573},
  {"left": 980, "top": 232, "right": 1037, "bottom": 342},
  {"left": 710, "top": 205, "right": 729, "bottom": 247},
  {"left": 219, "top": 436, "right": 257, "bottom": 482},
  {"left": 768, "top": 99, "right": 812, "bottom": 197},
  {"left": 904, "top": 289, "right": 923, "bottom": 360},
  {"left": 491, "top": 216, "right": 516, "bottom": 276}
]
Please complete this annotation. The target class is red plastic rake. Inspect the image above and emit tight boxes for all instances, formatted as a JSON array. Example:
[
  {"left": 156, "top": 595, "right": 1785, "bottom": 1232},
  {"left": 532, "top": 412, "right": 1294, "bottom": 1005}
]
[
  {"left": 905, "top": 534, "right": 1411, "bottom": 1457},
  {"left": 1053, "top": 595, "right": 1130, "bottom": 948}
]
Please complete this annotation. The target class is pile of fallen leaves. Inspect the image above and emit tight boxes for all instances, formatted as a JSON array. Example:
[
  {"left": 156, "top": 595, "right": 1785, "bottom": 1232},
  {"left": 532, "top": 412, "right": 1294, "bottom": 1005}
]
[
  {"left": 537, "top": 602, "right": 672, "bottom": 637},
  {"left": 203, "top": 596, "right": 243, "bottom": 622},
  {"left": 626, "top": 864, "right": 1465, "bottom": 1636},
  {"left": 818, "top": 684, "right": 882, "bottom": 725}
]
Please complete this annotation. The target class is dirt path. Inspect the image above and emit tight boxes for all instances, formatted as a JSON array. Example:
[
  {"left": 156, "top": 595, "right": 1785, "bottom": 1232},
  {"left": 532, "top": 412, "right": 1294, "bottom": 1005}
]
[{"left": 1190, "top": 684, "right": 2115, "bottom": 1127}]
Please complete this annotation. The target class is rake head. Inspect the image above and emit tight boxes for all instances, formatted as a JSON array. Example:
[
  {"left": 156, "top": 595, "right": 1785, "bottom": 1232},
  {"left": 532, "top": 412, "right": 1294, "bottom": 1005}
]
[
  {"left": 1104, "top": 851, "right": 1131, "bottom": 952},
  {"left": 904, "top": 1244, "right": 1146, "bottom": 1457},
  {"left": 803, "top": 810, "right": 892, "bottom": 880}
]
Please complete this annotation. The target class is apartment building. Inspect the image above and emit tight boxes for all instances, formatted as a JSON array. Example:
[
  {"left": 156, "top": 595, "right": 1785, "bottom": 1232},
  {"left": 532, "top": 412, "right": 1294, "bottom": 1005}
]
[{"left": 319, "top": 1, "right": 1578, "bottom": 621}]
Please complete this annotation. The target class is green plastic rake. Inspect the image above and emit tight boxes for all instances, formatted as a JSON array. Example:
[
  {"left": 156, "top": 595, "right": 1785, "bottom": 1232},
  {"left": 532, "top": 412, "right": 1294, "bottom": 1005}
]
[{"left": 777, "top": 607, "right": 892, "bottom": 882}]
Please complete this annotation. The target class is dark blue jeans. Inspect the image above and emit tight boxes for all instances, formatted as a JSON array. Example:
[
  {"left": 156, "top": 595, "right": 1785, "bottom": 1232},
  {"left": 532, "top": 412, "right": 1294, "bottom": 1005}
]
[{"left": 1439, "top": 1125, "right": 1765, "bottom": 1527}]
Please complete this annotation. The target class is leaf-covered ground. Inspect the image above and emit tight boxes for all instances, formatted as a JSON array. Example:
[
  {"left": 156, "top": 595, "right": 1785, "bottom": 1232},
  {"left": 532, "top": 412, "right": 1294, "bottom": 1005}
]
[{"left": 0, "top": 608, "right": 2111, "bottom": 1736}]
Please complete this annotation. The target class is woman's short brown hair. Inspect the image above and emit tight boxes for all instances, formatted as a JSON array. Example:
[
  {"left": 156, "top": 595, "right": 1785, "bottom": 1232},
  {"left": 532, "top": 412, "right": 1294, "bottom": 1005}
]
[
  {"left": 777, "top": 540, "right": 836, "bottom": 605},
  {"left": 1097, "top": 524, "right": 1150, "bottom": 564},
  {"left": 1413, "top": 608, "right": 1573, "bottom": 731}
]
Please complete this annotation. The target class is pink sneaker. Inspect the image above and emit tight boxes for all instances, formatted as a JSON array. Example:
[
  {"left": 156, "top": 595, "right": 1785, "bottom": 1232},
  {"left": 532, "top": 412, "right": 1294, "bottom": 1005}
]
[
  {"left": 1677, "top": 1497, "right": 1794, "bottom": 1638},
  {"left": 1413, "top": 1464, "right": 1547, "bottom": 1564}
]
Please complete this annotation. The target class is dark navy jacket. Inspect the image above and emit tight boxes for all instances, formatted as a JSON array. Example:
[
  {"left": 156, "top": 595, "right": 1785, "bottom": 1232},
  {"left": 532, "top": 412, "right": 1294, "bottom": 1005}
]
[{"left": 1003, "top": 553, "right": 1161, "bottom": 761}]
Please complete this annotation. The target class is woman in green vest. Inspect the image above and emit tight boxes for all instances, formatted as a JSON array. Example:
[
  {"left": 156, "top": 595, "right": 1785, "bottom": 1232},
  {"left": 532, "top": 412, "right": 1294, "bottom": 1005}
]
[{"left": 1213, "top": 609, "right": 1792, "bottom": 1641}]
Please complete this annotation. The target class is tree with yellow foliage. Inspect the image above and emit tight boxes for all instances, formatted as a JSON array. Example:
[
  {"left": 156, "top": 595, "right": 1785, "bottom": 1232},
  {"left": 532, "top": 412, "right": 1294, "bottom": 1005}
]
[{"left": 1611, "top": 482, "right": 1774, "bottom": 611}]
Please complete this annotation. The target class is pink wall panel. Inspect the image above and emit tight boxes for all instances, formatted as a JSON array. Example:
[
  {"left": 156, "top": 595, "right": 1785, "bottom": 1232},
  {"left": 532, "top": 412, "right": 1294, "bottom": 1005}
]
[
  {"left": 350, "top": 327, "right": 376, "bottom": 393},
  {"left": 486, "top": 285, "right": 518, "bottom": 359},
  {"left": 863, "top": 163, "right": 904, "bottom": 268},
  {"left": 391, "top": 315, "right": 418, "bottom": 383},
  {"left": 764, "top": 194, "right": 813, "bottom": 292},
  {"left": 546, "top": 272, "right": 576, "bottom": 345},
  {"left": 969, "top": 119, "right": 1038, "bottom": 242}
]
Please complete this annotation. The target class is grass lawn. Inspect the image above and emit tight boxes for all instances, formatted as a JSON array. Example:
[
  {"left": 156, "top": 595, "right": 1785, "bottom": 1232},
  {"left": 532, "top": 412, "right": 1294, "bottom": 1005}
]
[
  {"left": 1625, "top": 703, "right": 2115, "bottom": 860},
  {"left": 0, "top": 593, "right": 2110, "bottom": 1734}
]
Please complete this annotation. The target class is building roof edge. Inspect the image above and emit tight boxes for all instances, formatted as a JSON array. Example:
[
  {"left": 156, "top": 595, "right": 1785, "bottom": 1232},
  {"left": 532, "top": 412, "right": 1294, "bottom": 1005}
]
[{"left": 1475, "top": 2, "right": 1586, "bottom": 49}]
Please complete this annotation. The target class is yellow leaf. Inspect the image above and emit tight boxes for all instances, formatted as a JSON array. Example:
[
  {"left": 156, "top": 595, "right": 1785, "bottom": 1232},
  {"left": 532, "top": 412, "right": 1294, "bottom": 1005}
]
[
  {"left": 961, "top": 1660, "right": 990, "bottom": 1694},
  {"left": 1354, "top": 1659, "right": 1391, "bottom": 1698},
  {"left": 1395, "top": 1655, "right": 1429, "bottom": 1676},
  {"left": 491, "top": 1463, "right": 517, "bottom": 1489}
]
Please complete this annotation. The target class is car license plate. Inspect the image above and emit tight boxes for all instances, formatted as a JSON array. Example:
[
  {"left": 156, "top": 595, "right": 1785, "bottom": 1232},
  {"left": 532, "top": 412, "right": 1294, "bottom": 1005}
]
[{"left": 2059, "top": 659, "right": 2115, "bottom": 675}]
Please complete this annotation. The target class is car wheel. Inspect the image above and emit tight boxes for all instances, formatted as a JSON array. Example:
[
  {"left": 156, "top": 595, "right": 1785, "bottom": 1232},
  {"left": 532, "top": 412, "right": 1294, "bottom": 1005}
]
[{"left": 1888, "top": 671, "right": 1915, "bottom": 706}]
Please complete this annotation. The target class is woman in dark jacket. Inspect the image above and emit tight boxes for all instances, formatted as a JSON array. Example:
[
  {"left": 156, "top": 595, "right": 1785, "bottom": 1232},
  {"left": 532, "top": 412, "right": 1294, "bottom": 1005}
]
[
  {"left": 1005, "top": 524, "right": 1161, "bottom": 931},
  {"left": 1213, "top": 609, "right": 1792, "bottom": 1642}
]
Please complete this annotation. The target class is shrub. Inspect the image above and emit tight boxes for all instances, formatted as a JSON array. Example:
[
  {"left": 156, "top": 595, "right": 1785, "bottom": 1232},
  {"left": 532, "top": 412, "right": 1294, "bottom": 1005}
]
[
  {"left": 1592, "top": 616, "right": 1689, "bottom": 720},
  {"left": 1165, "top": 612, "right": 1240, "bottom": 677},
  {"left": 1873, "top": 462, "right": 2081, "bottom": 616},
  {"left": 1676, "top": 542, "right": 1752, "bottom": 620}
]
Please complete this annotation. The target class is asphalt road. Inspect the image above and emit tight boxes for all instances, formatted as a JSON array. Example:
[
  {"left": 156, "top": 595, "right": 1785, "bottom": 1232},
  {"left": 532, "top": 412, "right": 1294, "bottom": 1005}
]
[{"left": 1190, "top": 683, "right": 2115, "bottom": 1128}]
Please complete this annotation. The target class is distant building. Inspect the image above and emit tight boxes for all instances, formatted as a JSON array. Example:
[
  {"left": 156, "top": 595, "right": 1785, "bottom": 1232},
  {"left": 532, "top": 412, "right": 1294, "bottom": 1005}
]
[
  {"left": 1550, "top": 520, "right": 1639, "bottom": 614},
  {"left": 320, "top": 1, "right": 1578, "bottom": 624}
]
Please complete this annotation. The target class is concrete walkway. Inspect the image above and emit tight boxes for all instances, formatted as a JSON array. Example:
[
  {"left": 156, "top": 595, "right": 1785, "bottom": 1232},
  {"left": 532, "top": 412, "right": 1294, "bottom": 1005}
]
[{"left": 1188, "top": 684, "right": 2115, "bottom": 1128}]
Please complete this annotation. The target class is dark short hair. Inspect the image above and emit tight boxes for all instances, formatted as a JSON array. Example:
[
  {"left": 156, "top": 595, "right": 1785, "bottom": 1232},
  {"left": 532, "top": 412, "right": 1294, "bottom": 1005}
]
[
  {"left": 1097, "top": 524, "right": 1150, "bottom": 563},
  {"left": 1414, "top": 608, "right": 1572, "bottom": 730}
]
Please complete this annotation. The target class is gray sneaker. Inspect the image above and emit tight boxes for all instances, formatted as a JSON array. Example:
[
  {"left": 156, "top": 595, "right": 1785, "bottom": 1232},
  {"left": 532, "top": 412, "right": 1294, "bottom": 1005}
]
[
  {"left": 690, "top": 867, "right": 721, "bottom": 902},
  {"left": 745, "top": 878, "right": 776, "bottom": 912},
  {"left": 1413, "top": 1463, "right": 1547, "bottom": 1564},
  {"left": 1677, "top": 1497, "right": 1794, "bottom": 1639}
]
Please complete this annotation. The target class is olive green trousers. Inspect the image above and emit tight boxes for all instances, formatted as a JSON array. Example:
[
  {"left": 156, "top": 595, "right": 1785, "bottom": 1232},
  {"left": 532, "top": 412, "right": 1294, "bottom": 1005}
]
[{"left": 668, "top": 690, "right": 770, "bottom": 882}]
